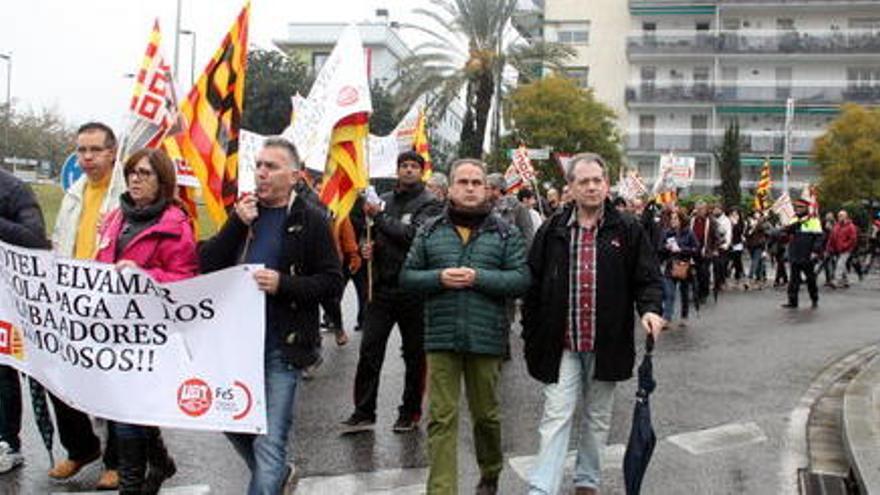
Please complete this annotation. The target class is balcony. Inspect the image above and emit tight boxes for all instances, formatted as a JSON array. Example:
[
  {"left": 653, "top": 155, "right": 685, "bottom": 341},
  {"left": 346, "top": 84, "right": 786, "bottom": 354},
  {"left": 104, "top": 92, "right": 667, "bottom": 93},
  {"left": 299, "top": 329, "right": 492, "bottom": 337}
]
[
  {"left": 628, "top": 29, "right": 880, "bottom": 56},
  {"left": 626, "top": 129, "right": 821, "bottom": 154},
  {"left": 625, "top": 83, "right": 715, "bottom": 104},
  {"left": 626, "top": 82, "right": 880, "bottom": 105}
]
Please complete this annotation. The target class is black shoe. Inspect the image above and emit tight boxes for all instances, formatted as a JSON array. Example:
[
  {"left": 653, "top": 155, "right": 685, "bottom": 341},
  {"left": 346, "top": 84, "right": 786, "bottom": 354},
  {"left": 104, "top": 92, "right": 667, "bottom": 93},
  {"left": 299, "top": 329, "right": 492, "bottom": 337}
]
[
  {"left": 340, "top": 413, "right": 375, "bottom": 433},
  {"left": 143, "top": 431, "right": 176, "bottom": 495},
  {"left": 392, "top": 415, "right": 418, "bottom": 433},
  {"left": 811, "top": 300, "right": 819, "bottom": 309},
  {"left": 781, "top": 303, "right": 798, "bottom": 309},
  {"left": 476, "top": 476, "right": 498, "bottom": 495},
  {"left": 118, "top": 438, "right": 149, "bottom": 495}
]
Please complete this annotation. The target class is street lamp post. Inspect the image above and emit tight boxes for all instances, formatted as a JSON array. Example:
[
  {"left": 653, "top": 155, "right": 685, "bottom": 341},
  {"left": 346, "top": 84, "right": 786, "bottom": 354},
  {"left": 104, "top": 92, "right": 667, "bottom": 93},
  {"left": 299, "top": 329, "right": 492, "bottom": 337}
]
[
  {"left": 0, "top": 53, "right": 11, "bottom": 161},
  {"left": 179, "top": 29, "right": 197, "bottom": 87}
]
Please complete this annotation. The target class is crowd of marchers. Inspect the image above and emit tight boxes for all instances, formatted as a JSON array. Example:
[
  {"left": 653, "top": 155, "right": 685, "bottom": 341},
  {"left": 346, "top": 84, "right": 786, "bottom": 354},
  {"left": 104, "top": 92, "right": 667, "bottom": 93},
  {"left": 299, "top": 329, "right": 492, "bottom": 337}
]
[{"left": 1, "top": 122, "right": 878, "bottom": 495}]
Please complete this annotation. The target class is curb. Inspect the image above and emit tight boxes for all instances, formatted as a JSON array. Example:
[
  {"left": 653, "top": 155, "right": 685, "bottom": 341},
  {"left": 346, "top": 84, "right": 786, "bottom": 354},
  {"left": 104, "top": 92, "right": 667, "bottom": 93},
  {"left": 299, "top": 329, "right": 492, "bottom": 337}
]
[{"left": 843, "top": 353, "right": 880, "bottom": 493}]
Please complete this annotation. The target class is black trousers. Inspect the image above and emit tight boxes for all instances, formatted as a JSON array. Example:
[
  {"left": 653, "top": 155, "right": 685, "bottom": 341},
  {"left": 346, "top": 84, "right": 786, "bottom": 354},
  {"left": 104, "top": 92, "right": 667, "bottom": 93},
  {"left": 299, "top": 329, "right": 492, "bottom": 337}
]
[
  {"left": 48, "top": 393, "right": 117, "bottom": 468},
  {"left": 788, "top": 261, "right": 819, "bottom": 306},
  {"left": 352, "top": 286, "right": 425, "bottom": 420},
  {"left": 0, "top": 365, "right": 21, "bottom": 451},
  {"left": 323, "top": 266, "right": 368, "bottom": 330},
  {"left": 696, "top": 256, "right": 711, "bottom": 300}
]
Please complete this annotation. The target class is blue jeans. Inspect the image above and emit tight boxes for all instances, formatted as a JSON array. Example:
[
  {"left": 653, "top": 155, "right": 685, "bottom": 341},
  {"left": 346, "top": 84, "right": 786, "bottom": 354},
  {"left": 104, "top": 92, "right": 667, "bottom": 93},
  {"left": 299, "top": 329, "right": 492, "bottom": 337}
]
[
  {"left": 227, "top": 348, "right": 300, "bottom": 495},
  {"left": 528, "top": 351, "right": 616, "bottom": 494},
  {"left": 661, "top": 277, "right": 689, "bottom": 321},
  {"left": 748, "top": 246, "right": 765, "bottom": 280}
]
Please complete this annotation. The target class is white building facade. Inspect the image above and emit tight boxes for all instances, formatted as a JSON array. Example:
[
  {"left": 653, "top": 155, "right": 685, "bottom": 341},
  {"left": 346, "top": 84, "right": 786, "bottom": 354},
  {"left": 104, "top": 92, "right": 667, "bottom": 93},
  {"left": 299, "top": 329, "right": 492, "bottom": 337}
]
[{"left": 544, "top": 0, "right": 880, "bottom": 194}]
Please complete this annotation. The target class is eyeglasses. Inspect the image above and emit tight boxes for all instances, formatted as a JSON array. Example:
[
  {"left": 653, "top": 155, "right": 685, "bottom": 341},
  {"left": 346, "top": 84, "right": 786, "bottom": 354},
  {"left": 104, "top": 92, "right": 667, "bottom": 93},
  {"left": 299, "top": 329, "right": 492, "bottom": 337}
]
[
  {"left": 76, "top": 145, "right": 108, "bottom": 155},
  {"left": 127, "top": 168, "right": 155, "bottom": 180}
]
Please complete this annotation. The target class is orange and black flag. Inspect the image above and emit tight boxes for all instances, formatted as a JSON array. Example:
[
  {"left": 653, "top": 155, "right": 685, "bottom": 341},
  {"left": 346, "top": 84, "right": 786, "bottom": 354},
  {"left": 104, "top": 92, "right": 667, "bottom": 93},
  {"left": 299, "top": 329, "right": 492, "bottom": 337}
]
[
  {"left": 413, "top": 108, "right": 433, "bottom": 181},
  {"left": 754, "top": 158, "right": 772, "bottom": 211},
  {"left": 171, "top": 2, "right": 249, "bottom": 227}
]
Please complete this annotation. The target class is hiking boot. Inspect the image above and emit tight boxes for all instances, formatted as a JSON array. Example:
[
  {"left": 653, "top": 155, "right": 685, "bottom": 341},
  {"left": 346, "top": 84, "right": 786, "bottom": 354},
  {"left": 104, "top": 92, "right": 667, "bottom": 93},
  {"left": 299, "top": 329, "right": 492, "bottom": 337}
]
[
  {"left": 340, "top": 412, "right": 375, "bottom": 433},
  {"left": 392, "top": 415, "right": 418, "bottom": 433},
  {"left": 48, "top": 449, "right": 101, "bottom": 479},
  {"left": 0, "top": 442, "right": 24, "bottom": 474},
  {"left": 475, "top": 476, "right": 498, "bottom": 495}
]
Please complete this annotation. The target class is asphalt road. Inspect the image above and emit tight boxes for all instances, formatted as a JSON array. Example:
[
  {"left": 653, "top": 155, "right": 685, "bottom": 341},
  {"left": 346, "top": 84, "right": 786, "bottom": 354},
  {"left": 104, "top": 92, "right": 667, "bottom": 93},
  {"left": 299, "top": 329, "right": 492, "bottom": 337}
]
[{"left": 3, "top": 274, "right": 879, "bottom": 494}]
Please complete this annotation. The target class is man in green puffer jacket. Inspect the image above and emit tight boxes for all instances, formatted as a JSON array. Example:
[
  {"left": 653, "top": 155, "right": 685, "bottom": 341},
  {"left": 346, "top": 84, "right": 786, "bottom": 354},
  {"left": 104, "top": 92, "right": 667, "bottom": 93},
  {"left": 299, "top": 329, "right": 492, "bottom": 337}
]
[{"left": 400, "top": 158, "right": 530, "bottom": 495}]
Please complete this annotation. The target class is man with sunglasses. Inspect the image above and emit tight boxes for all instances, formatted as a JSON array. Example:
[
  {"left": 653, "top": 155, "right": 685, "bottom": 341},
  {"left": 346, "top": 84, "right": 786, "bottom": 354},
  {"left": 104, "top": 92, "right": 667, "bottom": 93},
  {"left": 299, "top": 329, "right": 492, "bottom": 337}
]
[
  {"left": 342, "top": 151, "right": 443, "bottom": 433},
  {"left": 48, "top": 122, "right": 125, "bottom": 488}
]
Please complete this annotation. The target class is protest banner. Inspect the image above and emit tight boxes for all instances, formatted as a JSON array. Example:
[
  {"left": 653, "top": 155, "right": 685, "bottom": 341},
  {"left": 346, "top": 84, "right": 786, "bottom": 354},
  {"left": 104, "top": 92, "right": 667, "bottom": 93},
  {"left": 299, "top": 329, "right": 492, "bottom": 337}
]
[
  {"left": 0, "top": 240, "right": 267, "bottom": 434},
  {"left": 772, "top": 192, "right": 795, "bottom": 226},
  {"left": 237, "top": 130, "right": 267, "bottom": 197},
  {"left": 658, "top": 154, "right": 695, "bottom": 189},
  {"left": 367, "top": 101, "right": 422, "bottom": 179}
]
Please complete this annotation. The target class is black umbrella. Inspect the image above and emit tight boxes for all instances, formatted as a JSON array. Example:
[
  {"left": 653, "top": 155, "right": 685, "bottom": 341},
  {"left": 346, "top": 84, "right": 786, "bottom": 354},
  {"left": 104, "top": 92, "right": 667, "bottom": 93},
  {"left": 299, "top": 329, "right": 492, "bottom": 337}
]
[
  {"left": 27, "top": 378, "right": 54, "bottom": 467},
  {"left": 623, "top": 334, "right": 656, "bottom": 495}
]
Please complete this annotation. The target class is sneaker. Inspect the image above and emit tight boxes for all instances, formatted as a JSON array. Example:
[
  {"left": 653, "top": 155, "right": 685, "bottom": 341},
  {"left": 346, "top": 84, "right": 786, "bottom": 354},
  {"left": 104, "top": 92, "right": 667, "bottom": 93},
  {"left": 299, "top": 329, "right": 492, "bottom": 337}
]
[
  {"left": 392, "top": 415, "right": 418, "bottom": 433},
  {"left": 0, "top": 441, "right": 24, "bottom": 474},
  {"left": 340, "top": 413, "right": 376, "bottom": 433},
  {"left": 282, "top": 462, "right": 297, "bottom": 495}
]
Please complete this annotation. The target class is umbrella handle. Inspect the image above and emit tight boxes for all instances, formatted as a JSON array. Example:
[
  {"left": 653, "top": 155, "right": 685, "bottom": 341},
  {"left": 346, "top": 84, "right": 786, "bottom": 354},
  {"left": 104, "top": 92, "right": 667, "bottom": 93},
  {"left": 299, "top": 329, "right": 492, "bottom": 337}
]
[{"left": 646, "top": 333, "right": 655, "bottom": 354}]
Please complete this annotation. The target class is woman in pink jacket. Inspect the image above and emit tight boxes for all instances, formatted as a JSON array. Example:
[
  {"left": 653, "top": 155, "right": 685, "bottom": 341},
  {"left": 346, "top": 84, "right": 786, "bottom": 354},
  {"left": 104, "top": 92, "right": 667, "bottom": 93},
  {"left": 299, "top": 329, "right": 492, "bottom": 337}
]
[{"left": 95, "top": 147, "right": 198, "bottom": 494}]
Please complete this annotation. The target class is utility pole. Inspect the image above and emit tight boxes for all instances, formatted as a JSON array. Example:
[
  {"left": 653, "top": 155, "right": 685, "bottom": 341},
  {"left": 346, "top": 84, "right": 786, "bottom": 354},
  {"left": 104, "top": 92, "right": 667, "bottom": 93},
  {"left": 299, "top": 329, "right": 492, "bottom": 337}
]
[
  {"left": 180, "top": 29, "right": 197, "bottom": 87},
  {"left": 173, "top": 0, "right": 182, "bottom": 77},
  {"left": 782, "top": 97, "right": 794, "bottom": 195},
  {"left": 0, "top": 53, "right": 11, "bottom": 160}
]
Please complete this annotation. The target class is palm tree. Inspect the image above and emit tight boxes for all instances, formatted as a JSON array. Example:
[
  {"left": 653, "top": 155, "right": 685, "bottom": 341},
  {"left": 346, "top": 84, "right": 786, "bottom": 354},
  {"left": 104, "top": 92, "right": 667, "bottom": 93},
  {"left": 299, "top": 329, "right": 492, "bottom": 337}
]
[{"left": 395, "top": 0, "right": 574, "bottom": 158}]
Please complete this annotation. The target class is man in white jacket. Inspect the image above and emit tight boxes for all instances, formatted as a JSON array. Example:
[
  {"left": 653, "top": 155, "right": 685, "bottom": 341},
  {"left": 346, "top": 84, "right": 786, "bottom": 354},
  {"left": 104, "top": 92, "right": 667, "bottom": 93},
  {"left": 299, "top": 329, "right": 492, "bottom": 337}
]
[{"left": 48, "top": 122, "right": 125, "bottom": 489}]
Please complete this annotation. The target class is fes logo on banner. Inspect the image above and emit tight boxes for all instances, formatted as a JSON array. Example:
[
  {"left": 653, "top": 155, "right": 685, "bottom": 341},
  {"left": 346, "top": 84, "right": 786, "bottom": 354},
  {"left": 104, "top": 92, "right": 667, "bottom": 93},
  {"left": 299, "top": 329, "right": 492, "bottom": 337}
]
[{"left": 0, "top": 240, "right": 266, "bottom": 433}]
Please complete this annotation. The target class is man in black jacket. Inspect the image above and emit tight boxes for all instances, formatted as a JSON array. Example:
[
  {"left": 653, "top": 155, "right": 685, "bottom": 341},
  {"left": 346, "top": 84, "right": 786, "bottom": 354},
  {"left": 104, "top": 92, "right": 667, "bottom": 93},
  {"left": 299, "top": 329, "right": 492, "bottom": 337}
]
[
  {"left": 0, "top": 168, "right": 49, "bottom": 474},
  {"left": 781, "top": 199, "right": 824, "bottom": 309},
  {"left": 522, "top": 153, "right": 664, "bottom": 495},
  {"left": 341, "top": 151, "right": 443, "bottom": 433},
  {"left": 199, "top": 137, "right": 342, "bottom": 494}
]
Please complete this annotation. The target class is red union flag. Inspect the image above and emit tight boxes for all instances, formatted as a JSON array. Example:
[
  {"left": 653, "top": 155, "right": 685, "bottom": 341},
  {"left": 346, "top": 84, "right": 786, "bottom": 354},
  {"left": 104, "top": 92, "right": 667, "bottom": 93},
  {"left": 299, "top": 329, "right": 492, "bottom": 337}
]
[
  {"left": 513, "top": 145, "right": 536, "bottom": 182},
  {"left": 120, "top": 19, "right": 198, "bottom": 188}
]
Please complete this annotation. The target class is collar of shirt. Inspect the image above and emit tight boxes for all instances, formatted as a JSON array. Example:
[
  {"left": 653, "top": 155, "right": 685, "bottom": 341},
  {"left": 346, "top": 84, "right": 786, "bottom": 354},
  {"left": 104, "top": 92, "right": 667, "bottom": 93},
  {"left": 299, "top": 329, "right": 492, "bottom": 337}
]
[{"left": 567, "top": 204, "right": 604, "bottom": 231}]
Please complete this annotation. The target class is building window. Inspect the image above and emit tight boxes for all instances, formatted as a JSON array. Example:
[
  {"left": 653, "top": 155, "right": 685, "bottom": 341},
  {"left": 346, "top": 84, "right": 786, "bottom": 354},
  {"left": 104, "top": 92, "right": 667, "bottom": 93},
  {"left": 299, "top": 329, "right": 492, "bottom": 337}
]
[
  {"left": 847, "top": 67, "right": 880, "bottom": 87},
  {"left": 564, "top": 67, "right": 589, "bottom": 88},
  {"left": 850, "top": 18, "right": 880, "bottom": 33},
  {"left": 556, "top": 22, "right": 590, "bottom": 45},
  {"left": 311, "top": 52, "right": 330, "bottom": 73}
]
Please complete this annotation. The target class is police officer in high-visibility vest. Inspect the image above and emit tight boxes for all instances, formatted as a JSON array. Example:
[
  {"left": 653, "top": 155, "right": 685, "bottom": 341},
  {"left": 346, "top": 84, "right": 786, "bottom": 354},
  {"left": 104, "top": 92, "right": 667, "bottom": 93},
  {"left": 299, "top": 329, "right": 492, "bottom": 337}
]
[{"left": 781, "top": 198, "right": 824, "bottom": 309}]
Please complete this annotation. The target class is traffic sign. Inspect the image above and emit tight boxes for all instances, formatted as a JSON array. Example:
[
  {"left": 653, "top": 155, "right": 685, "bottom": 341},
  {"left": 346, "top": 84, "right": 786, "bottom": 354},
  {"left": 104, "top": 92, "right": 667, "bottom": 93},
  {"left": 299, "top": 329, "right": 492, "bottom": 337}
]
[{"left": 61, "top": 153, "right": 83, "bottom": 191}]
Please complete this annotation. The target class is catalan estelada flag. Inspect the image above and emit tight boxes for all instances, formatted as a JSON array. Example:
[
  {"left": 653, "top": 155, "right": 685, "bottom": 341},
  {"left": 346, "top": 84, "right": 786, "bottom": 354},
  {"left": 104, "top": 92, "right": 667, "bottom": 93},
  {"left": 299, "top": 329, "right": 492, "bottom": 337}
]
[
  {"left": 320, "top": 113, "right": 369, "bottom": 229},
  {"left": 754, "top": 158, "right": 772, "bottom": 212},
  {"left": 413, "top": 109, "right": 433, "bottom": 181},
  {"left": 171, "top": 2, "right": 249, "bottom": 226}
]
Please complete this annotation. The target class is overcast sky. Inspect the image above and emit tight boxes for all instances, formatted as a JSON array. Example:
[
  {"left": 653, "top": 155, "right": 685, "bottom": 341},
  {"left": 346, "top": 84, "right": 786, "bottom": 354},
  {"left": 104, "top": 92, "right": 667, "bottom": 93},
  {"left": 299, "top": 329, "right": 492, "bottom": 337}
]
[{"left": 0, "top": 0, "right": 429, "bottom": 130}]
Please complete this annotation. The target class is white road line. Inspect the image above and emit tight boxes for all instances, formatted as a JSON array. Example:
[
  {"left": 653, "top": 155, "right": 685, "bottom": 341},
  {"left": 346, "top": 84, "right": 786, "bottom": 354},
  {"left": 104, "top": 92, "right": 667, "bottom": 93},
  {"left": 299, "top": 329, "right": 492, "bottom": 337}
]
[
  {"left": 667, "top": 421, "right": 767, "bottom": 455},
  {"left": 507, "top": 444, "right": 626, "bottom": 481},
  {"left": 295, "top": 467, "right": 428, "bottom": 494},
  {"left": 61, "top": 485, "right": 211, "bottom": 495}
]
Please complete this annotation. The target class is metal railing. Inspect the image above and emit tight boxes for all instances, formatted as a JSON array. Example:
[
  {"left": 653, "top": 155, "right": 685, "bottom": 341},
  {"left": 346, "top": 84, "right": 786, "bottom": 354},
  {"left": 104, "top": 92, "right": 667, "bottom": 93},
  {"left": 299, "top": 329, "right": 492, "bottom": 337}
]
[
  {"left": 628, "top": 29, "right": 880, "bottom": 55},
  {"left": 626, "top": 83, "right": 880, "bottom": 104},
  {"left": 626, "top": 129, "right": 821, "bottom": 154}
]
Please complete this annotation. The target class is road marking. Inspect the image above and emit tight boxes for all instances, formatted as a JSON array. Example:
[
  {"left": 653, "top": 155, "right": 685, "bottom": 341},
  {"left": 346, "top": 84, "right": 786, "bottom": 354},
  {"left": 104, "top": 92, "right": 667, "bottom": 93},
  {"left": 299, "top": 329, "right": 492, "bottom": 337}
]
[
  {"left": 507, "top": 444, "right": 626, "bottom": 481},
  {"left": 61, "top": 485, "right": 211, "bottom": 495},
  {"left": 295, "top": 467, "right": 428, "bottom": 494},
  {"left": 667, "top": 421, "right": 767, "bottom": 455}
]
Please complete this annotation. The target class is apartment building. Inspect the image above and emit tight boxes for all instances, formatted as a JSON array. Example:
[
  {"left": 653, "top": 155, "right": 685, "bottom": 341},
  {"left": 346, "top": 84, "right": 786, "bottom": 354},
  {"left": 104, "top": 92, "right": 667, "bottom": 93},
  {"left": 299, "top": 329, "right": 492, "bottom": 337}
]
[
  {"left": 544, "top": 0, "right": 880, "bottom": 194},
  {"left": 626, "top": 0, "right": 880, "bottom": 193}
]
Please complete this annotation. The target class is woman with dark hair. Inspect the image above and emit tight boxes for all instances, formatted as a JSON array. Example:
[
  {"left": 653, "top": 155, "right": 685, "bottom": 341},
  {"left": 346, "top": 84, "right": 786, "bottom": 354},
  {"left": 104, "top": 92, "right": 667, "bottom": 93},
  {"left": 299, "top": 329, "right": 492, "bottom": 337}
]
[
  {"left": 658, "top": 210, "right": 698, "bottom": 328},
  {"left": 95, "top": 148, "right": 198, "bottom": 494}
]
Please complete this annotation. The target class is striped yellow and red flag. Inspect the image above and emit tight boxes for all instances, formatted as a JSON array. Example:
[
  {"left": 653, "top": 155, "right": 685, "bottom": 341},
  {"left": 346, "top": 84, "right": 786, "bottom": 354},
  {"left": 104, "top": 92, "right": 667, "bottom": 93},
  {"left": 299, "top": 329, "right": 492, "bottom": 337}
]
[
  {"left": 320, "top": 113, "right": 369, "bottom": 229},
  {"left": 753, "top": 158, "right": 772, "bottom": 211},
  {"left": 171, "top": 3, "right": 249, "bottom": 227},
  {"left": 413, "top": 108, "right": 433, "bottom": 181}
]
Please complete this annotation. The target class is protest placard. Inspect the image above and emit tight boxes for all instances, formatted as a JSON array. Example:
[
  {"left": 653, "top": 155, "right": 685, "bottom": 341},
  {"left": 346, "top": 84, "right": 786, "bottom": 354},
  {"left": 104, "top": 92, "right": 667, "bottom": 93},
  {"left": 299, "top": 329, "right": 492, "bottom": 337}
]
[{"left": 0, "top": 241, "right": 267, "bottom": 434}]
